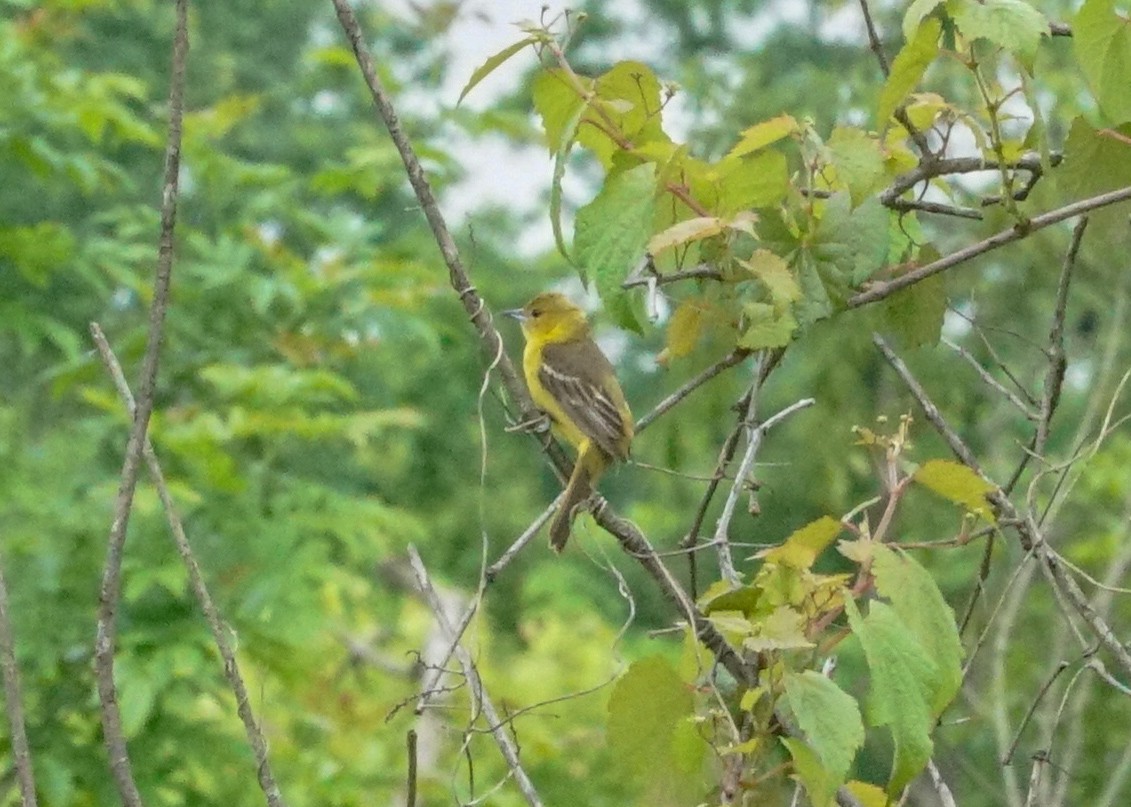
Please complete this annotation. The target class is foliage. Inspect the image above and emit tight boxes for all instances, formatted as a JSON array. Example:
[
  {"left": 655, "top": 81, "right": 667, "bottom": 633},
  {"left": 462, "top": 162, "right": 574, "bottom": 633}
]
[{"left": 4, "top": 0, "right": 1131, "bottom": 806}]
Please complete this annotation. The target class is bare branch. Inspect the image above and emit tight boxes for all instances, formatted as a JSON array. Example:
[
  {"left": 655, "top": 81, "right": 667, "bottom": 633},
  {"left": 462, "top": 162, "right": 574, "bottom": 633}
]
[
  {"left": 851, "top": 186, "right": 1131, "bottom": 309},
  {"left": 407, "top": 547, "right": 545, "bottom": 807},
  {"left": 1035, "top": 218, "right": 1087, "bottom": 456},
  {"left": 94, "top": 3, "right": 188, "bottom": 803},
  {"left": 621, "top": 263, "right": 723, "bottom": 289},
  {"left": 636, "top": 349, "right": 751, "bottom": 433},
  {"left": 90, "top": 324, "right": 288, "bottom": 807},
  {"left": 927, "top": 759, "right": 959, "bottom": 807},
  {"left": 942, "top": 337, "right": 1038, "bottom": 419},
  {"left": 712, "top": 395, "right": 816, "bottom": 585},
  {"left": 0, "top": 555, "right": 37, "bottom": 807}
]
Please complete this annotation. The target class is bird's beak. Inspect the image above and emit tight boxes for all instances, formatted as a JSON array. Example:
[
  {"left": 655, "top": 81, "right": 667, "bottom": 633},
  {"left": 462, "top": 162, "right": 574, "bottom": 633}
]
[{"left": 502, "top": 308, "right": 527, "bottom": 322}]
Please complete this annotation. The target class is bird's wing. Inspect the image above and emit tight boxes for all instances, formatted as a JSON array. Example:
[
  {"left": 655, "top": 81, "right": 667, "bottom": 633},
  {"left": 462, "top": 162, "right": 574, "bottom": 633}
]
[{"left": 538, "top": 339, "right": 630, "bottom": 460}]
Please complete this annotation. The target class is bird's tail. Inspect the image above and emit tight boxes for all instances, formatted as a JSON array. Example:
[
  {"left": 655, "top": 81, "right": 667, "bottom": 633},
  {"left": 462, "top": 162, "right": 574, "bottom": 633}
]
[{"left": 549, "top": 445, "right": 606, "bottom": 552}]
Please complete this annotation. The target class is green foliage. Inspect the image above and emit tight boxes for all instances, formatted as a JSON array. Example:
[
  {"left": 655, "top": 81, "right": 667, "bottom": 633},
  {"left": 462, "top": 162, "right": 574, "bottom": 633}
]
[{"left": 1074, "top": 0, "right": 1131, "bottom": 124}]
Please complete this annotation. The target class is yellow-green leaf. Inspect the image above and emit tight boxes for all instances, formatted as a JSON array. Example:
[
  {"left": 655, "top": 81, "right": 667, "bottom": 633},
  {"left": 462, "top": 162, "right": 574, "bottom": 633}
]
[
  {"left": 727, "top": 114, "right": 799, "bottom": 159},
  {"left": 741, "top": 249, "right": 801, "bottom": 304},
  {"left": 878, "top": 17, "right": 941, "bottom": 128},
  {"left": 758, "top": 516, "right": 842, "bottom": 569},
  {"left": 648, "top": 216, "right": 726, "bottom": 254},
  {"left": 458, "top": 37, "right": 538, "bottom": 104},
  {"left": 665, "top": 300, "right": 706, "bottom": 360},
  {"left": 913, "top": 459, "right": 997, "bottom": 523}
]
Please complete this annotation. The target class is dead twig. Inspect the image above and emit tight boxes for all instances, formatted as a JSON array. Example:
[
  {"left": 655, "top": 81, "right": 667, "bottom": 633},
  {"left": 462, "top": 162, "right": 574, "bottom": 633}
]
[{"left": 0, "top": 555, "right": 37, "bottom": 807}]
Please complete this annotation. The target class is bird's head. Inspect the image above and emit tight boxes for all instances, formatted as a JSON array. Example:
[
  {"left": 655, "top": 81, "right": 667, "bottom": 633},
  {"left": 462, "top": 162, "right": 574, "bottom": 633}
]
[{"left": 504, "top": 292, "right": 589, "bottom": 341}]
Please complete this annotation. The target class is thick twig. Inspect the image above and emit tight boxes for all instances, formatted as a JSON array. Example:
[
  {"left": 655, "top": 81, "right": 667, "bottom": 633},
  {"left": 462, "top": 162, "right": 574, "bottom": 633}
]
[
  {"left": 636, "top": 349, "right": 751, "bottom": 433},
  {"left": 927, "top": 759, "right": 959, "bottom": 807},
  {"left": 712, "top": 396, "right": 816, "bottom": 585},
  {"left": 407, "top": 547, "right": 545, "bottom": 807},
  {"left": 93, "top": 3, "right": 187, "bottom": 804},
  {"left": 0, "top": 555, "right": 37, "bottom": 807},
  {"left": 90, "top": 324, "right": 288, "bottom": 807},
  {"left": 850, "top": 186, "right": 1131, "bottom": 309}
]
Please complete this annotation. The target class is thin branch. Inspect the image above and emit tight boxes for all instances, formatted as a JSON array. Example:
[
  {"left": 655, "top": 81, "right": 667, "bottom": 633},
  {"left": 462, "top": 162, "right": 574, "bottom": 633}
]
[
  {"left": 94, "top": 3, "right": 188, "bottom": 804},
  {"left": 636, "top": 349, "right": 751, "bottom": 433},
  {"left": 406, "top": 730, "right": 418, "bottom": 807},
  {"left": 1035, "top": 218, "right": 1087, "bottom": 457},
  {"left": 621, "top": 263, "right": 723, "bottom": 289},
  {"left": 927, "top": 759, "right": 959, "bottom": 807},
  {"left": 90, "top": 324, "right": 288, "bottom": 807},
  {"left": 942, "top": 337, "right": 1038, "bottom": 419},
  {"left": 1002, "top": 660, "right": 1071, "bottom": 765},
  {"left": 0, "top": 555, "right": 37, "bottom": 807},
  {"left": 712, "top": 397, "right": 816, "bottom": 585},
  {"left": 874, "top": 335, "right": 1131, "bottom": 680},
  {"left": 408, "top": 547, "right": 545, "bottom": 807},
  {"left": 851, "top": 185, "right": 1131, "bottom": 309}
]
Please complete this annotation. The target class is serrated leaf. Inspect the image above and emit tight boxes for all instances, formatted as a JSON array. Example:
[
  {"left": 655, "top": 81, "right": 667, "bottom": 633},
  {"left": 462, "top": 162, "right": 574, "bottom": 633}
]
[
  {"left": 913, "top": 458, "right": 997, "bottom": 523},
  {"left": 744, "top": 605, "right": 813, "bottom": 651},
  {"left": 648, "top": 216, "right": 727, "bottom": 253},
  {"left": 1075, "top": 0, "right": 1131, "bottom": 124},
  {"left": 782, "top": 737, "right": 839, "bottom": 807},
  {"left": 903, "top": 0, "right": 944, "bottom": 41},
  {"left": 457, "top": 37, "right": 538, "bottom": 105},
  {"left": 872, "top": 545, "right": 964, "bottom": 714},
  {"left": 701, "top": 584, "right": 762, "bottom": 617},
  {"left": 813, "top": 194, "right": 890, "bottom": 286},
  {"left": 878, "top": 17, "right": 941, "bottom": 127},
  {"left": 950, "top": 0, "right": 1047, "bottom": 68},
  {"left": 845, "top": 598, "right": 935, "bottom": 795},
  {"left": 880, "top": 244, "right": 945, "bottom": 348},
  {"left": 827, "top": 127, "right": 886, "bottom": 207},
  {"left": 738, "top": 301, "right": 797, "bottom": 349},
  {"left": 716, "top": 150, "right": 790, "bottom": 213},
  {"left": 741, "top": 249, "right": 801, "bottom": 304},
  {"left": 1058, "top": 118, "right": 1131, "bottom": 244},
  {"left": 533, "top": 68, "right": 587, "bottom": 155},
  {"left": 784, "top": 670, "right": 864, "bottom": 795},
  {"left": 758, "top": 516, "right": 843, "bottom": 569},
  {"left": 574, "top": 163, "right": 657, "bottom": 332},
  {"left": 665, "top": 299, "right": 706, "bottom": 359},
  {"left": 727, "top": 114, "right": 799, "bottom": 159},
  {"left": 579, "top": 61, "right": 669, "bottom": 168},
  {"left": 846, "top": 780, "right": 891, "bottom": 807},
  {"left": 608, "top": 656, "right": 703, "bottom": 798}
]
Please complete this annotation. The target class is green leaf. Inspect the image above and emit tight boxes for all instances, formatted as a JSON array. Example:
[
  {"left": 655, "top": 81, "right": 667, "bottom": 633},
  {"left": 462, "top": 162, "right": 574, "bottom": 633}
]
[
  {"left": 578, "top": 61, "right": 670, "bottom": 168},
  {"left": 458, "top": 37, "right": 538, "bottom": 105},
  {"left": 879, "top": 244, "right": 945, "bottom": 348},
  {"left": 758, "top": 516, "right": 843, "bottom": 569},
  {"left": 727, "top": 114, "right": 799, "bottom": 159},
  {"left": 814, "top": 195, "right": 890, "bottom": 286},
  {"left": 744, "top": 605, "right": 814, "bottom": 651},
  {"left": 784, "top": 670, "right": 865, "bottom": 797},
  {"left": 1075, "top": 0, "right": 1131, "bottom": 124},
  {"left": 1058, "top": 118, "right": 1131, "bottom": 244},
  {"left": 738, "top": 301, "right": 798, "bottom": 349},
  {"left": 782, "top": 737, "right": 840, "bottom": 807},
  {"left": 533, "top": 68, "right": 587, "bottom": 154},
  {"left": 574, "top": 163, "right": 657, "bottom": 332},
  {"left": 716, "top": 150, "right": 790, "bottom": 213},
  {"left": 950, "top": 0, "right": 1048, "bottom": 68},
  {"left": 827, "top": 127, "right": 886, "bottom": 207},
  {"left": 608, "top": 655, "right": 702, "bottom": 797},
  {"left": 550, "top": 101, "right": 587, "bottom": 261},
  {"left": 913, "top": 458, "right": 997, "bottom": 523},
  {"left": 648, "top": 216, "right": 728, "bottom": 254},
  {"left": 871, "top": 545, "right": 964, "bottom": 714},
  {"left": 903, "top": 0, "right": 944, "bottom": 41},
  {"left": 878, "top": 17, "right": 941, "bottom": 127},
  {"left": 845, "top": 598, "right": 936, "bottom": 796},
  {"left": 741, "top": 249, "right": 801, "bottom": 304}
]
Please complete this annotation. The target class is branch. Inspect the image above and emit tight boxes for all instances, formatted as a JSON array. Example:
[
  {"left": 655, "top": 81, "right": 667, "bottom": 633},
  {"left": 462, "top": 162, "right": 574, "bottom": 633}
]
[
  {"left": 621, "top": 263, "right": 723, "bottom": 289},
  {"left": 94, "top": 3, "right": 188, "bottom": 803},
  {"left": 0, "top": 556, "right": 37, "bottom": 807},
  {"left": 407, "top": 547, "right": 545, "bottom": 807},
  {"left": 942, "top": 337, "right": 1038, "bottom": 419},
  {"left": 90, "top": 324, "right": 288, "bottom": 807},
  {"left": 636, "top": 348, "right": 751, "bottom": 433},
  {"left": 850, "top": 185, "right": 1131, "bottom": 309},
  {"left": 712, "top": 395, "right": 816, "bottom": 585},
  {"left": 874, "top": 334, "right": 1131, "bottom": 680},
  {"left": 331, "top": 0, "right": 754, "bottom": 689}
]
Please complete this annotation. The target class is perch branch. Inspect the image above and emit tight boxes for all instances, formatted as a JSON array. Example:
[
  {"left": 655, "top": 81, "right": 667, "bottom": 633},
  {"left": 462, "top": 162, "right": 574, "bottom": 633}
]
[{"left": 0, "top": 556, "right": 37, "bottom": 807}]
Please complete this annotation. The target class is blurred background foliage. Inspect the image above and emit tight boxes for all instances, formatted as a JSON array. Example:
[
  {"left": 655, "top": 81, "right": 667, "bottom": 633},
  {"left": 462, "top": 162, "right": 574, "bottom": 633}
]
[{"left": 2, "top": 0, "right": 1130, "bottom": 805}]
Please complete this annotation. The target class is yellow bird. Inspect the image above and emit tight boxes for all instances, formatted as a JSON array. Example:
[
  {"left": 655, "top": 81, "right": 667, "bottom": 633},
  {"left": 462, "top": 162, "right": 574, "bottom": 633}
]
[{"left": 504, "top": 293, "right": 633, "bottom": 551}]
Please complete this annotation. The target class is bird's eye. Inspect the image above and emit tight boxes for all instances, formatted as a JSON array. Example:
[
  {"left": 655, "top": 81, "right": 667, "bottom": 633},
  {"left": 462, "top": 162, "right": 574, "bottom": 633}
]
[{"left": 530, "top": 308, "right": 542, "bottom": 318}]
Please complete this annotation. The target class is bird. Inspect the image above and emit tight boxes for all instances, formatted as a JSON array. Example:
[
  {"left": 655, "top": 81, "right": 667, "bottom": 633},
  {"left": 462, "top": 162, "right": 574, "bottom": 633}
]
[{"left": 504, "top": 292, "right": 633, "bottom": 551}]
